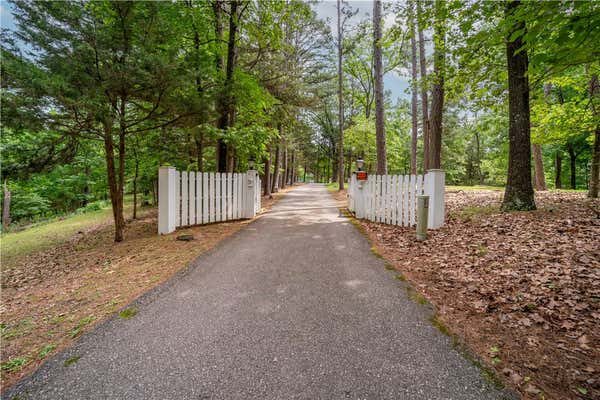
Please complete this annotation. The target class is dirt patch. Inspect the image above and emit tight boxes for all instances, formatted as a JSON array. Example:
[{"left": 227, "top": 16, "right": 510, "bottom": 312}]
[
  {"left": 0, "top": 188, "right": 291, "bottom": 390},
  {"left": 346, "top": 190, "right": 599, "bottom": 400}
]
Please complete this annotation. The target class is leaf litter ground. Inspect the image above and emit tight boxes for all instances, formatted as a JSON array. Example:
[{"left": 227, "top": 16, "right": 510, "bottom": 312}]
[{"left": 337, "top": 188, "right": 599, "bottom": 400}]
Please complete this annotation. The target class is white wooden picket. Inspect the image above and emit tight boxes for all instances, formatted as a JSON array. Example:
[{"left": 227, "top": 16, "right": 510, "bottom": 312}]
[
  {"left": 158, "top": 167, "right": 261, "bottom": 234},
  {"left": 348, "top": 170, "right": 445, "bottom": 229}
]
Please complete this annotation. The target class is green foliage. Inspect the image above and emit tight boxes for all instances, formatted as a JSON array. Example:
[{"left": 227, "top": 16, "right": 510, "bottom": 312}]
[
  {"left": 63, "top": 355, "right": 80, "bottom": 367},
  {"left": 1, "top": 0, "right": 599, "bottom": 229},
  {"left": 38, "top": 344, "right": 56, "bottom": 358},
  {"left": 119, "top": 308, "right": 138, "bottom": 319},
  {"left": 1, "top": 357, "right": 28, "bottom": 373}
]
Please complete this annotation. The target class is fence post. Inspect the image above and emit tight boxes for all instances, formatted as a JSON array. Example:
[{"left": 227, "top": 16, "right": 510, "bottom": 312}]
[
  {"left": 245, "top": 170, "right": 258, "bottom": 218},
  {"left": 424, "top": 169, "right": 445, "bottom": 229},
  {"left": 158, "top": 166, "right": 177, "bottom": 234}
]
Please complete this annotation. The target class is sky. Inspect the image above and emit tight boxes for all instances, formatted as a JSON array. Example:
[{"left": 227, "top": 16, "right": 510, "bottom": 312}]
[
  {"left": 314, "top": 0, "right": 411, "bottom": 102},
  {"left": 0, "top": 0, "right": 410, "bottom": 102},
  {"left": 0, "top": 1, "right": 14, "bottom": 31}
]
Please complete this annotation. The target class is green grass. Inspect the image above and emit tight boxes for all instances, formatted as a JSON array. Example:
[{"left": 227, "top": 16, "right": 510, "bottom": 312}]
[
  {"left": 119, "top": 307, "right": 138, "bottom": 319},
  {"left": 1, "top": 197, "right": 136, "bottom": 267},
  {"left": 63, "top": 355, "right": 80, "bottom": 367},
  {"left": 69, "top": 315, "right": 95, "bottom": 338},
  {"left": 326, "top": 181, "right": 342, "bottom": 192},
  {"left": 38, "top": 344, "right": 56, "bottom": 359},
  {"left": 1, "top": 320, "right": 34, "bottom": 341},
  {"left": 1, "top": 357, "right": 28, "bottom": 373}
]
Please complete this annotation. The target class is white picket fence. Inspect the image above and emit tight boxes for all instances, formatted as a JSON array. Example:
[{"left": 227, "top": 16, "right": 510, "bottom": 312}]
[
  {"left": 158, "top": 166, "right": 261, "bottom": 234},
  {"left": 348, "top": 169, "right": 445, "bottom": 229}
]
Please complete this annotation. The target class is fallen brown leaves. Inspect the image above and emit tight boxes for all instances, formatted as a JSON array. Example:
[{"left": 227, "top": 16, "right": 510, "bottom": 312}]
[
  {"left": 0, "top": 188, "right": 291, "bottom": 390},
  {"left": 358, "top": 190, "right": 599, "bottom": 400}
]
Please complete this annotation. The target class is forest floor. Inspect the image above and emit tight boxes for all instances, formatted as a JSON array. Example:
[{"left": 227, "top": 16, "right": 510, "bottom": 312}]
[
  {"left": 0, "top": 185, "right": 295, "bottom": 390},
  {"left": 332, "top": 187, "right": 599, "bottom": 400}
]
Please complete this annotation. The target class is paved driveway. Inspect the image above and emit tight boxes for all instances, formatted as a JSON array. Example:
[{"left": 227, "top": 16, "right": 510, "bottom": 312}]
[{"left": 6, "top": 184, "right": 514, "bottom": 399}]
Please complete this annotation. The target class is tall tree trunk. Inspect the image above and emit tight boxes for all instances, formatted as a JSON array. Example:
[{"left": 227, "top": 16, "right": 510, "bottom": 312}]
[
  {"left": 475, "top": 130, "right": 483, "bottom": 184},
  {"left": 289, "top": 150, "right": 295, "bottom": 185},
  {"left": 588, "top": 73, "right": 600, "bottom": 198},
  {"left": 216, "top": 0, "right": 239, "bottom": 172},
  {"left": 428, "top": 0, "right": 445, "bottom": 170},
  {"left": 82, "top": 164, "right": 90, "bottom": 207},
  {"left": 264, "top": 147, "right": 272, "bottom": 197},
  {"left": 282, "top": 146, "right": 288, "bottom": 189},
  {"left": 103, "top": 119, "right": 126, "bottom": 242},
  {"left": 303, "top": 162, "right": 307, "bottom": 183},
  {"left": 2, "top": 180, "right": 10, "bottom": 230},
  {"left": 196, "top": 130, "right": 204, "bottom": 172},
  {"left": 337, "top": 0, "right": 345, "bottom": 190},
  {"left": 409, "top": 2, "right": 418, "bottom": 175},
  {"left": 501, "top": 0, "right": 535, "bottom": 211},
  {"left": 226, "top": 147, "right": 235, "bottom": 172},
  {"left": 555, "top": 151, "right": 562, "bottom": 189},
  {"left": 213, "top": 0, "right": 225, "bottom": 171},
  {"left": 373, "top": 0, "right": 387, "bottom": 174},
  {"left": 272, "top": 137, "right": 282, "bottom": 193},
  {"left": 568, "top": 144, "right": 577, "bottom": 189},
  {"left": 417, "top": 0, "right": 430, "bottom": 172},
  {"left": 132, "top": 144, "right": 139, "bottom": 219},
  {"left": 213, "top": 0, "right": 224, "bottom": 71},
  {"left": 532, "top": 82, "right": 552, "bottom": 191},
  {"left": 159, "top": 126, "right": 167, "bottom": 165},
  {"left": 532, "top": 144, "right": 546, "bottom": 191}
]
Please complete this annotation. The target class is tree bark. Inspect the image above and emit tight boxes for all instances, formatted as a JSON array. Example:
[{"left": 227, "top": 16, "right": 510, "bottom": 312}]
[
  {"left": 272, "top": 136, "right": 282, "bottom": 193},
  {"left": 568, "top": 143, "right": 577, "bottom": 190},
  {"left": 216, "top": 0, "right": 239, "bottom": 172},
  {"left": 475, "top": 130, "right": 483, "bottom": 184},
  {"left": 417, "top": 0, "right": 430, "bottom": 172},
  {"left": 555, "top": 151, "right": 562, "bottom": 189},
  {"left": 373, "top": 0, "right": 387, "bottom": 174},
  {"left": 303, "top": 162, "right": 307, "bottom": 183},
  {"left": 428, "top": 0, "right": 445, "bottom": 170},
  {"left": 588, "top": 73, "right": 599, "bottom": 198},
  {"left": 409, "top": 2, "right": 418, "bottom": 175},
  {"left": 213, "top": 0, "right": 224, "bottom": 71},
  {"left": 264, "top": 146, "right": 272, "bottom": 197},
  {"left": 337, "top": 0, "right": 345, "bottom": 190},
  {"left": 195, "top": 129, "right": 204, "bottom": 172},
  {"left": 2, "top": 180, "right": 10, "bottom": 230},
  {"left": 282, "top": 146, "right": 288, "bottom": 189},
  {"left": 103, "top": 119, "right": 126, "bottom": 242},
  {"left": 132, "top": 143, "right": 139, "bottom": 219},
  {"left": 501, "top": 0, "right": 535, "bottom": 211},
  {"left": 532, "top": 144, "right": 546, "bottom": 191}
]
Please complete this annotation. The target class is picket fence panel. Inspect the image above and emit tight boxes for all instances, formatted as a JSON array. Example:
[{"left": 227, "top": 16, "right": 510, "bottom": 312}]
[
  {"left": 158, "top": 167, "right": 261, "bottom": 234},
  {"left": 348, "top": 170, "right": 445, "bottom": 229}
]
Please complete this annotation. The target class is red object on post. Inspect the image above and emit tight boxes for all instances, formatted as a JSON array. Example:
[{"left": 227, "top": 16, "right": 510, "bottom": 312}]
[{"left": 357, "top": 171, "right": 368, "bottom": 181}]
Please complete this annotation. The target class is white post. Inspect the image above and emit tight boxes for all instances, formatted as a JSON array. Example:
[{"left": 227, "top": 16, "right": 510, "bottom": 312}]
[
  {"left": 158, "top": 166, "right": 177, "bottom": 234},
  {"left": 424, "top": 169, "right": 445, "bottom": 229}
]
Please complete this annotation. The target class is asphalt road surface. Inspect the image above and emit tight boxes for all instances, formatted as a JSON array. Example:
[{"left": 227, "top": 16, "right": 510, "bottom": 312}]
[{"left": 6, "top": 184, "right": 514, "bottom": 400}]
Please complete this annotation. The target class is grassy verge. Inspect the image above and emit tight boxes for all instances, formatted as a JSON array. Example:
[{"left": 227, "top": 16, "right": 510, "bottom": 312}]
[
  {"left": 326, "top": 181, "right": 345, "bottom": 192},
  {"left": 1, "top": 197, "right": 135, "bottom": 267}
]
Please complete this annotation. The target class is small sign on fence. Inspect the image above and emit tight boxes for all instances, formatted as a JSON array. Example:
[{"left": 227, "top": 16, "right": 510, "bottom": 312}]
[{"left": 356, "top": 171, "right": 368, "bottom": 181}]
